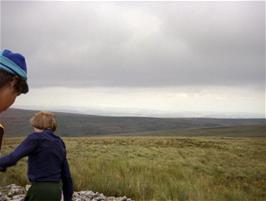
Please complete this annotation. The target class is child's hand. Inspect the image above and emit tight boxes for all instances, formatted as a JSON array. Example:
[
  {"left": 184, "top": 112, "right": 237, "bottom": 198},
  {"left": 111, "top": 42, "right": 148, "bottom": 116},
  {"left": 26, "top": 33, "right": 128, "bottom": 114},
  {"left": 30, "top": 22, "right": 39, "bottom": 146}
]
[{"left": 0, "top": 166, "right": 6, "bottom": 172}]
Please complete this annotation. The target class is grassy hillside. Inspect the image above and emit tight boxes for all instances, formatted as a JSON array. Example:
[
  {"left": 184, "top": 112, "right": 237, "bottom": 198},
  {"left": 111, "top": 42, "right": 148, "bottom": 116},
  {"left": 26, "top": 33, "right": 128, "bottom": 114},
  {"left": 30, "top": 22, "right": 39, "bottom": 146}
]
[
  {"left": 0, "top": 136, "right": 265, "bottom": 201},
  {"left": 128, "top": 124, "right": 266, "bottom": 137},
  {"left": 0, "top": 108, "right": 265, "bottom": 137}
]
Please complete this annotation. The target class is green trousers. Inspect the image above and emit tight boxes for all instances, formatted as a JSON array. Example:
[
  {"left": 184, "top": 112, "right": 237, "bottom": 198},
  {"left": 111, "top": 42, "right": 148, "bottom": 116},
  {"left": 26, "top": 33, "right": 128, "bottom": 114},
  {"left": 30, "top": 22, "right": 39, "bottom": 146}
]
[{"left": 24, "top": 182, "right": 62, "bottom": 201}]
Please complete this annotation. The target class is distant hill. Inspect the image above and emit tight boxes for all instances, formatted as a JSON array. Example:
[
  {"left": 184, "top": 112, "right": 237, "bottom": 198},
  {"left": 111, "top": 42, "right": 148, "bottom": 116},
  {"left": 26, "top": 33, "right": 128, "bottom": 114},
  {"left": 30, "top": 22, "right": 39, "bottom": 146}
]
[{"left": 0, "top": 108, "right": 265, "bottom": 137}]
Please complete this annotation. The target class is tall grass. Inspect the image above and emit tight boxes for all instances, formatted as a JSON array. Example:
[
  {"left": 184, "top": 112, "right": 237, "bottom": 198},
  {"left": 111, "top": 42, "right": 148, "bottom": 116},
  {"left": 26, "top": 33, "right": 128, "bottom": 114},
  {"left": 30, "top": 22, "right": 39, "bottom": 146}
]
[{"left": 1, "top": 136, "right": 265, "bottom": 201}]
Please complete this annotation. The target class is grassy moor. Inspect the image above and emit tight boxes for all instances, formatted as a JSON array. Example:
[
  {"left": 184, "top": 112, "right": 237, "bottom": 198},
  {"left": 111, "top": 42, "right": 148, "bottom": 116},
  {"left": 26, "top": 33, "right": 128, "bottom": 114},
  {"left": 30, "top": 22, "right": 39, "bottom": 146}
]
[{"left": 1, "top": 136, "right": 265, "bottom": 201}]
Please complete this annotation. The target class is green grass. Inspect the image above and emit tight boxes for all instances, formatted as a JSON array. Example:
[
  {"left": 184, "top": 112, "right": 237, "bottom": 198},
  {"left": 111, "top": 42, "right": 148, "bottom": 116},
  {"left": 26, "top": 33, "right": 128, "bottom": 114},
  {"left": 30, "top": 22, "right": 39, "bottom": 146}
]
[{"left": 1, "top": 136, "right": 266, "bottom": 201}]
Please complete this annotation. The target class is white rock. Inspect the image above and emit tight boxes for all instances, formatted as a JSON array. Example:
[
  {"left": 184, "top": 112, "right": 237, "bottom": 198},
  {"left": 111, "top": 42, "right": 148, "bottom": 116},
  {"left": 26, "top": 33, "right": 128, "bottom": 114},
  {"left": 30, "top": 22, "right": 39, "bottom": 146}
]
[{"left": 0, "top": 185, "right": 135, "bottom": 201}]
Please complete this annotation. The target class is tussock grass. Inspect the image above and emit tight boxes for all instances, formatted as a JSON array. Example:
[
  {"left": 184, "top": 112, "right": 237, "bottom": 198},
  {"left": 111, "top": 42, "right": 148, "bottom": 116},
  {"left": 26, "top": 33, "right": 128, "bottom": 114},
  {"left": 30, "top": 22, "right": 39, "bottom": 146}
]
[{"left": 1, "top": 136, "right": 265, "bottom": 201}]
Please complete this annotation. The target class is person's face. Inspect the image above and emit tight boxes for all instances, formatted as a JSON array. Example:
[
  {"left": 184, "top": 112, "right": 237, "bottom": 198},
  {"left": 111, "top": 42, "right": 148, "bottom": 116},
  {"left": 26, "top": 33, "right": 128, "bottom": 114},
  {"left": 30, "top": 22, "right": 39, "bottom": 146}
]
[{"left": 0, "top": 80, "right": 20, "bottom": 113}]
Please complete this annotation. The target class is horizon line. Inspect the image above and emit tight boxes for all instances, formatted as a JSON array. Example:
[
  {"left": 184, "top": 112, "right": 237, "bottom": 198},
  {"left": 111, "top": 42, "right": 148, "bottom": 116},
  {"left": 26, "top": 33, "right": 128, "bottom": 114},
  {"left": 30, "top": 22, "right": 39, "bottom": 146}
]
[{"left": 8, "top": 107, "right": 266, "bottom": 120}]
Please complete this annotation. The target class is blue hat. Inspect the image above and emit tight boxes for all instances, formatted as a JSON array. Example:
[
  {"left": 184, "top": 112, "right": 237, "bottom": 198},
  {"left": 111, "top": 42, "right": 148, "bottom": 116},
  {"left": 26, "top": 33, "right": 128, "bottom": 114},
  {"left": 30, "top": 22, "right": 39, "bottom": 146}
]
[{"left": 0, "top": 49, "right": 28, "bottom": 93}]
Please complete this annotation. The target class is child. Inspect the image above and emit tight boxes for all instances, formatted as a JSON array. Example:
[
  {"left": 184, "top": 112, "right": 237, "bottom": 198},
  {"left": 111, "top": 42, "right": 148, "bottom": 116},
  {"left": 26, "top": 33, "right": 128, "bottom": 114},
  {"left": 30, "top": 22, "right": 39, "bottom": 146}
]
[
  {"left": 0, "top": 49, "right": 29, "bottom": 113},
  {"left": 0, "top": 112, "right": 73, "bottom": 201}
]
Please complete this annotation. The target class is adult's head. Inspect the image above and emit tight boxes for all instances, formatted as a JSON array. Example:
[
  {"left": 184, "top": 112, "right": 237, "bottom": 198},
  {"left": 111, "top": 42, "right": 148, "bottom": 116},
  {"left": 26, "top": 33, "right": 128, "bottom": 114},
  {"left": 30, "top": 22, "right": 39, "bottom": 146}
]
[{"left": 0, "top": 49, "right": 29, "bottom": 112}]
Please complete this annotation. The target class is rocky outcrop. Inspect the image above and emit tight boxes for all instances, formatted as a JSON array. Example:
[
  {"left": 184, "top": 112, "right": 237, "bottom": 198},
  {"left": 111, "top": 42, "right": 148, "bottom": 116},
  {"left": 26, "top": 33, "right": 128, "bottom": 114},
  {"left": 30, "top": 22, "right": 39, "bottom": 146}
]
[
  {"left": 0, "top": 184, "right": 25, "bottom": 201},
  {"left": 0, "top": 184, "right": 134, "bottom": 201}
]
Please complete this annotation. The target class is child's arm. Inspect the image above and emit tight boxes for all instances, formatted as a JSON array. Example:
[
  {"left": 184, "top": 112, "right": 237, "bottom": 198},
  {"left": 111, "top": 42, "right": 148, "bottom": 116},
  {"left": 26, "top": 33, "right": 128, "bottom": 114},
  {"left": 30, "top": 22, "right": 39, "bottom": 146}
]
[
  {"left": 61, "top": 158, "right": 73, "bottom": 201},
  {"left": 0, "top": 134, "right": 38, "bottom": 169}
]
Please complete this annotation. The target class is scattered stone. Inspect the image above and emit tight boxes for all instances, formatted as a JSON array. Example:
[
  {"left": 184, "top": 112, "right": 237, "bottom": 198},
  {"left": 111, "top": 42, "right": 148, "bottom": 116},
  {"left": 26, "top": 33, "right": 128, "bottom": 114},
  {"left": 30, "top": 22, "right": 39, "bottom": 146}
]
[
  {"left": 6, "top": 184, "right": 25, "bottom": 198},
  {"left": 0, "top": 192, "right": 8, "bottom": 201},
  {"left": 0, "top": 184, "right": 134, "bottom": 201}
]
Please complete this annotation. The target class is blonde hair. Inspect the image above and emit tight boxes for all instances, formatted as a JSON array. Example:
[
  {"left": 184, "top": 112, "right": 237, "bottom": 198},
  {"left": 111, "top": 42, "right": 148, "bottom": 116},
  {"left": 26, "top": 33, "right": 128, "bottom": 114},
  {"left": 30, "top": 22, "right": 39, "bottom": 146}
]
[{"left": 30, "top": 111, "right": 57, "bottom": 131}]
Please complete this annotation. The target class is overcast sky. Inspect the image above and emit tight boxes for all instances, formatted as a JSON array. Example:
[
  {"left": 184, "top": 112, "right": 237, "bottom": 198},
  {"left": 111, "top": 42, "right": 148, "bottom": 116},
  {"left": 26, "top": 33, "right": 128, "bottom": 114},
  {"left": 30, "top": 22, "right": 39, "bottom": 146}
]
[{"left": 0, "top": 1, "right": 265, "bottom": 118}]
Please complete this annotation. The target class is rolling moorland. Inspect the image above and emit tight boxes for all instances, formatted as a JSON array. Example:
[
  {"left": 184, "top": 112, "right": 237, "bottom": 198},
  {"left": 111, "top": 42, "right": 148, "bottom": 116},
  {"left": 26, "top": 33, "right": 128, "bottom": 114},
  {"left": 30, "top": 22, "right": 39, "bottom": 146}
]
[
  {"left": 0, "top": 136, "right": 265, "bottom": 201},
  {"left": 0, "top": 108, "right": 265, "bottom": 137},
  {"left": 0, "top": 109, "right": 265, "bottom": 201}
]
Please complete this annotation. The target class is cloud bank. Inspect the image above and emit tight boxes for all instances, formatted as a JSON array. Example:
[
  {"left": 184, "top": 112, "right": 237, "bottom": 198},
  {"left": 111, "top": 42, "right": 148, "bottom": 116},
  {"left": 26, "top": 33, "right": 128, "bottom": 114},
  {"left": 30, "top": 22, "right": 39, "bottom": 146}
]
[{"left": 1, "top": 1, "right": 265, "bottom": 117}]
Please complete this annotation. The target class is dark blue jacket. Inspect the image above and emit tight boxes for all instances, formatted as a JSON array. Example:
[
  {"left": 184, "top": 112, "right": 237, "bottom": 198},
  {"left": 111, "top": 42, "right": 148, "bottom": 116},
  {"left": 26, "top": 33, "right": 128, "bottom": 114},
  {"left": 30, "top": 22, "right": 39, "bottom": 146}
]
[{"left": 0, "top": 129, "right": 73, "bottom": 201}]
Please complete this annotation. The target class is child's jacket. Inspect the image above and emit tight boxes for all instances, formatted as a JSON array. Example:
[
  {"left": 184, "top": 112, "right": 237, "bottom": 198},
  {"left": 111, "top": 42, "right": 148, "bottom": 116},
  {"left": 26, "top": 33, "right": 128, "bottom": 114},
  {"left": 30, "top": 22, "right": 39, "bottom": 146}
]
[{"left": 0, "top": 129, "right": 73, "bottom": 201}]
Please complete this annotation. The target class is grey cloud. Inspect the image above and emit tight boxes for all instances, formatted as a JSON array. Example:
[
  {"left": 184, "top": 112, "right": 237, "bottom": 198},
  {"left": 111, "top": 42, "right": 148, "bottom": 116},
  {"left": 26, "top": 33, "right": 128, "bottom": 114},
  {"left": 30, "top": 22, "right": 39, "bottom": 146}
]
[{"left": 1, "top": 1, "right": 265, "bottom": 89}]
